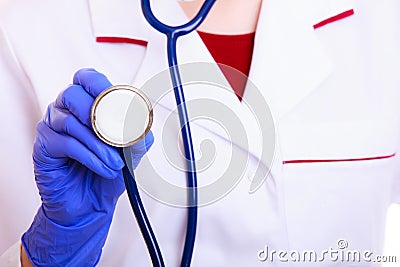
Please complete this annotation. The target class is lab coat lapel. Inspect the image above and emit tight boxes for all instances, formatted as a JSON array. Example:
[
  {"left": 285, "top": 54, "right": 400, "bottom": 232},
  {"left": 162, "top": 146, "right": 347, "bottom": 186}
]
[{"left": 244, "top": 0, "right": 335, "bottom": 120}]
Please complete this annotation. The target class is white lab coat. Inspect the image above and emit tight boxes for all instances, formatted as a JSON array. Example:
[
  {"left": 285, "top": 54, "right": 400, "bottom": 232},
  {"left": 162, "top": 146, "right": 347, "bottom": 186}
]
[{"left": 0, "top": 0, "right": 399, "bottom": 266}]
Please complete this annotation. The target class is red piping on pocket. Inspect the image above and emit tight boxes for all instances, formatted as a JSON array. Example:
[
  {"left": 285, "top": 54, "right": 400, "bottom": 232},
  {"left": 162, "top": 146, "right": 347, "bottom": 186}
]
[
  {"left": 313, "top": 9, "right": 354, "bottom": 29},
  {"left": 283, "top": 153, "right": 396, "bottom": 165},
  {"left": 96, "top": 37, "right": 148, "bottom": 47}
]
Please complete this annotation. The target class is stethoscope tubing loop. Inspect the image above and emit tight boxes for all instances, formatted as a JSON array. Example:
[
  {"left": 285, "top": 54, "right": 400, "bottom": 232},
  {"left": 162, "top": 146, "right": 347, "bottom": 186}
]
[{"left": 141, "top": 0, "right": 216, "bottom": 36}]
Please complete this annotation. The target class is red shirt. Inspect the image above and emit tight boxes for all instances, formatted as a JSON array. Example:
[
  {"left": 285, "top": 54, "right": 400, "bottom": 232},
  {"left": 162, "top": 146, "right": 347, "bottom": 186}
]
[{"left": 197, "top": 31, "right": 256, "bottom": 101}]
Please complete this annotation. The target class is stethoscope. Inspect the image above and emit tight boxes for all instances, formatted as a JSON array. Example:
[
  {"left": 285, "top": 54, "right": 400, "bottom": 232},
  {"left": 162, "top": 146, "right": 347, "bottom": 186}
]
[{"left": 90, "top": 1, "right": 216, "bottom": 266}]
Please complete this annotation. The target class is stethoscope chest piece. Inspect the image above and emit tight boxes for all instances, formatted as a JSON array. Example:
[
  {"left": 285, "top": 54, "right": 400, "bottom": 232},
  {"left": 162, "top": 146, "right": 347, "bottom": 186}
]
[{"left": 91, "top": 85, "right": 153, "bottom": 147}]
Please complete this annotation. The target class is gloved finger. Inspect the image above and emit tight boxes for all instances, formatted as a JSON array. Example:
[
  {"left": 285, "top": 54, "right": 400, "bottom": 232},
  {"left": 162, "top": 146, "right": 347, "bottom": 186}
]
[
  {"left": 132, "top": 130, "right": 154, "bottom": 152},
  {"left": 44, "top": 103, "right": 124, "bottom": 171},
  {"left": 55, "top": 84, "right": 94, "bottom": 128},
  {"left": 73, "top": 68, "right": 112, "bottom": 98},
  {"left": 129, "top": 130, "right": 154, "bottom": 170},
  {"left": 34, "top": 120, "right": 120, "bottom": 179}
]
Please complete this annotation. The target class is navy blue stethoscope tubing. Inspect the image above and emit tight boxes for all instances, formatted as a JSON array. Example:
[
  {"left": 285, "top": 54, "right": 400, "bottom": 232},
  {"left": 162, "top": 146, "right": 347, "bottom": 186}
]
[
  {"left": 122, "top": 1, "right": 216, "bottom": 267},
  {"left": 121, "top": 160, "right": 165, "bottom": 267}
]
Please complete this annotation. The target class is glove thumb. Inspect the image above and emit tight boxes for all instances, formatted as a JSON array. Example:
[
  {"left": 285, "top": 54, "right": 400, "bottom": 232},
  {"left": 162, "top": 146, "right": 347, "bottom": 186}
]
[{"left": 129, "top": 130, "right": 154, "bottom": 170}]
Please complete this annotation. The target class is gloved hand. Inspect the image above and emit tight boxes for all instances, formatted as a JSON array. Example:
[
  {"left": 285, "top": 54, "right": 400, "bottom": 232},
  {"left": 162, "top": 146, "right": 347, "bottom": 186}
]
[{"left": 21, "top": 69, "right": 154, "bottom": 266}]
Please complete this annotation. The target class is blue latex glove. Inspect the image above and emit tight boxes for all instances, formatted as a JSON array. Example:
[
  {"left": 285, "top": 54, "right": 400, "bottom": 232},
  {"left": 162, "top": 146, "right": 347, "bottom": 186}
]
[{"left": 21, "top": 69, "right": 154, "bottom": 266}]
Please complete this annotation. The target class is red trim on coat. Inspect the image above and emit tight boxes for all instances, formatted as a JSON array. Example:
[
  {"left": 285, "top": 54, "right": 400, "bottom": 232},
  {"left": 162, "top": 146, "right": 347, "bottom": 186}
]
[
  {"left": 313, "top": 9, "right": 355, "bottom": 29},
  {"left": 96, "top": 37, "right": 148, "bottom": 47},
  {"left": 283, "top": 153, "right": 396, "bottom": 165}
]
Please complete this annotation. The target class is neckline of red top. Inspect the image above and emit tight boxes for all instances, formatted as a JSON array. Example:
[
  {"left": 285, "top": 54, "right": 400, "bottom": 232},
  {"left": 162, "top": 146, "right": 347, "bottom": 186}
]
[{"left": 197, "top": 31, "right": 256, "bottom": 101}]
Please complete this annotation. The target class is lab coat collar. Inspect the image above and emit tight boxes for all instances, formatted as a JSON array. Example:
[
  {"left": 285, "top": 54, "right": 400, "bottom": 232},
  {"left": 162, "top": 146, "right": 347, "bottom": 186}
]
[{"left": 244, "top": 0, "right": 335, "bottom": 120}]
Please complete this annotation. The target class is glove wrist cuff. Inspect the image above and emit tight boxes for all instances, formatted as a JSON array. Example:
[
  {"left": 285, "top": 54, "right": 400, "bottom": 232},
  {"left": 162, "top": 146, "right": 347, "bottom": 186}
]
[{"left": 21, "top": 206, "right": 112, "bottom": 267}]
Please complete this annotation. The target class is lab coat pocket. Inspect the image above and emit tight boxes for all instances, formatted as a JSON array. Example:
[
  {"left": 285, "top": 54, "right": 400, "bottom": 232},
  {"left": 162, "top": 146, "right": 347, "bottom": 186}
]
[{"left": 279, "top": 119, "right": 398, "bottom": 260}]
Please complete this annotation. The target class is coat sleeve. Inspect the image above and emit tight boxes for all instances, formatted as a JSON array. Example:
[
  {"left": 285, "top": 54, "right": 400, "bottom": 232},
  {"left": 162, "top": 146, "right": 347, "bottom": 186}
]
[{"left": 0, "top": 10, "right": 42, "bottom": 262}]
